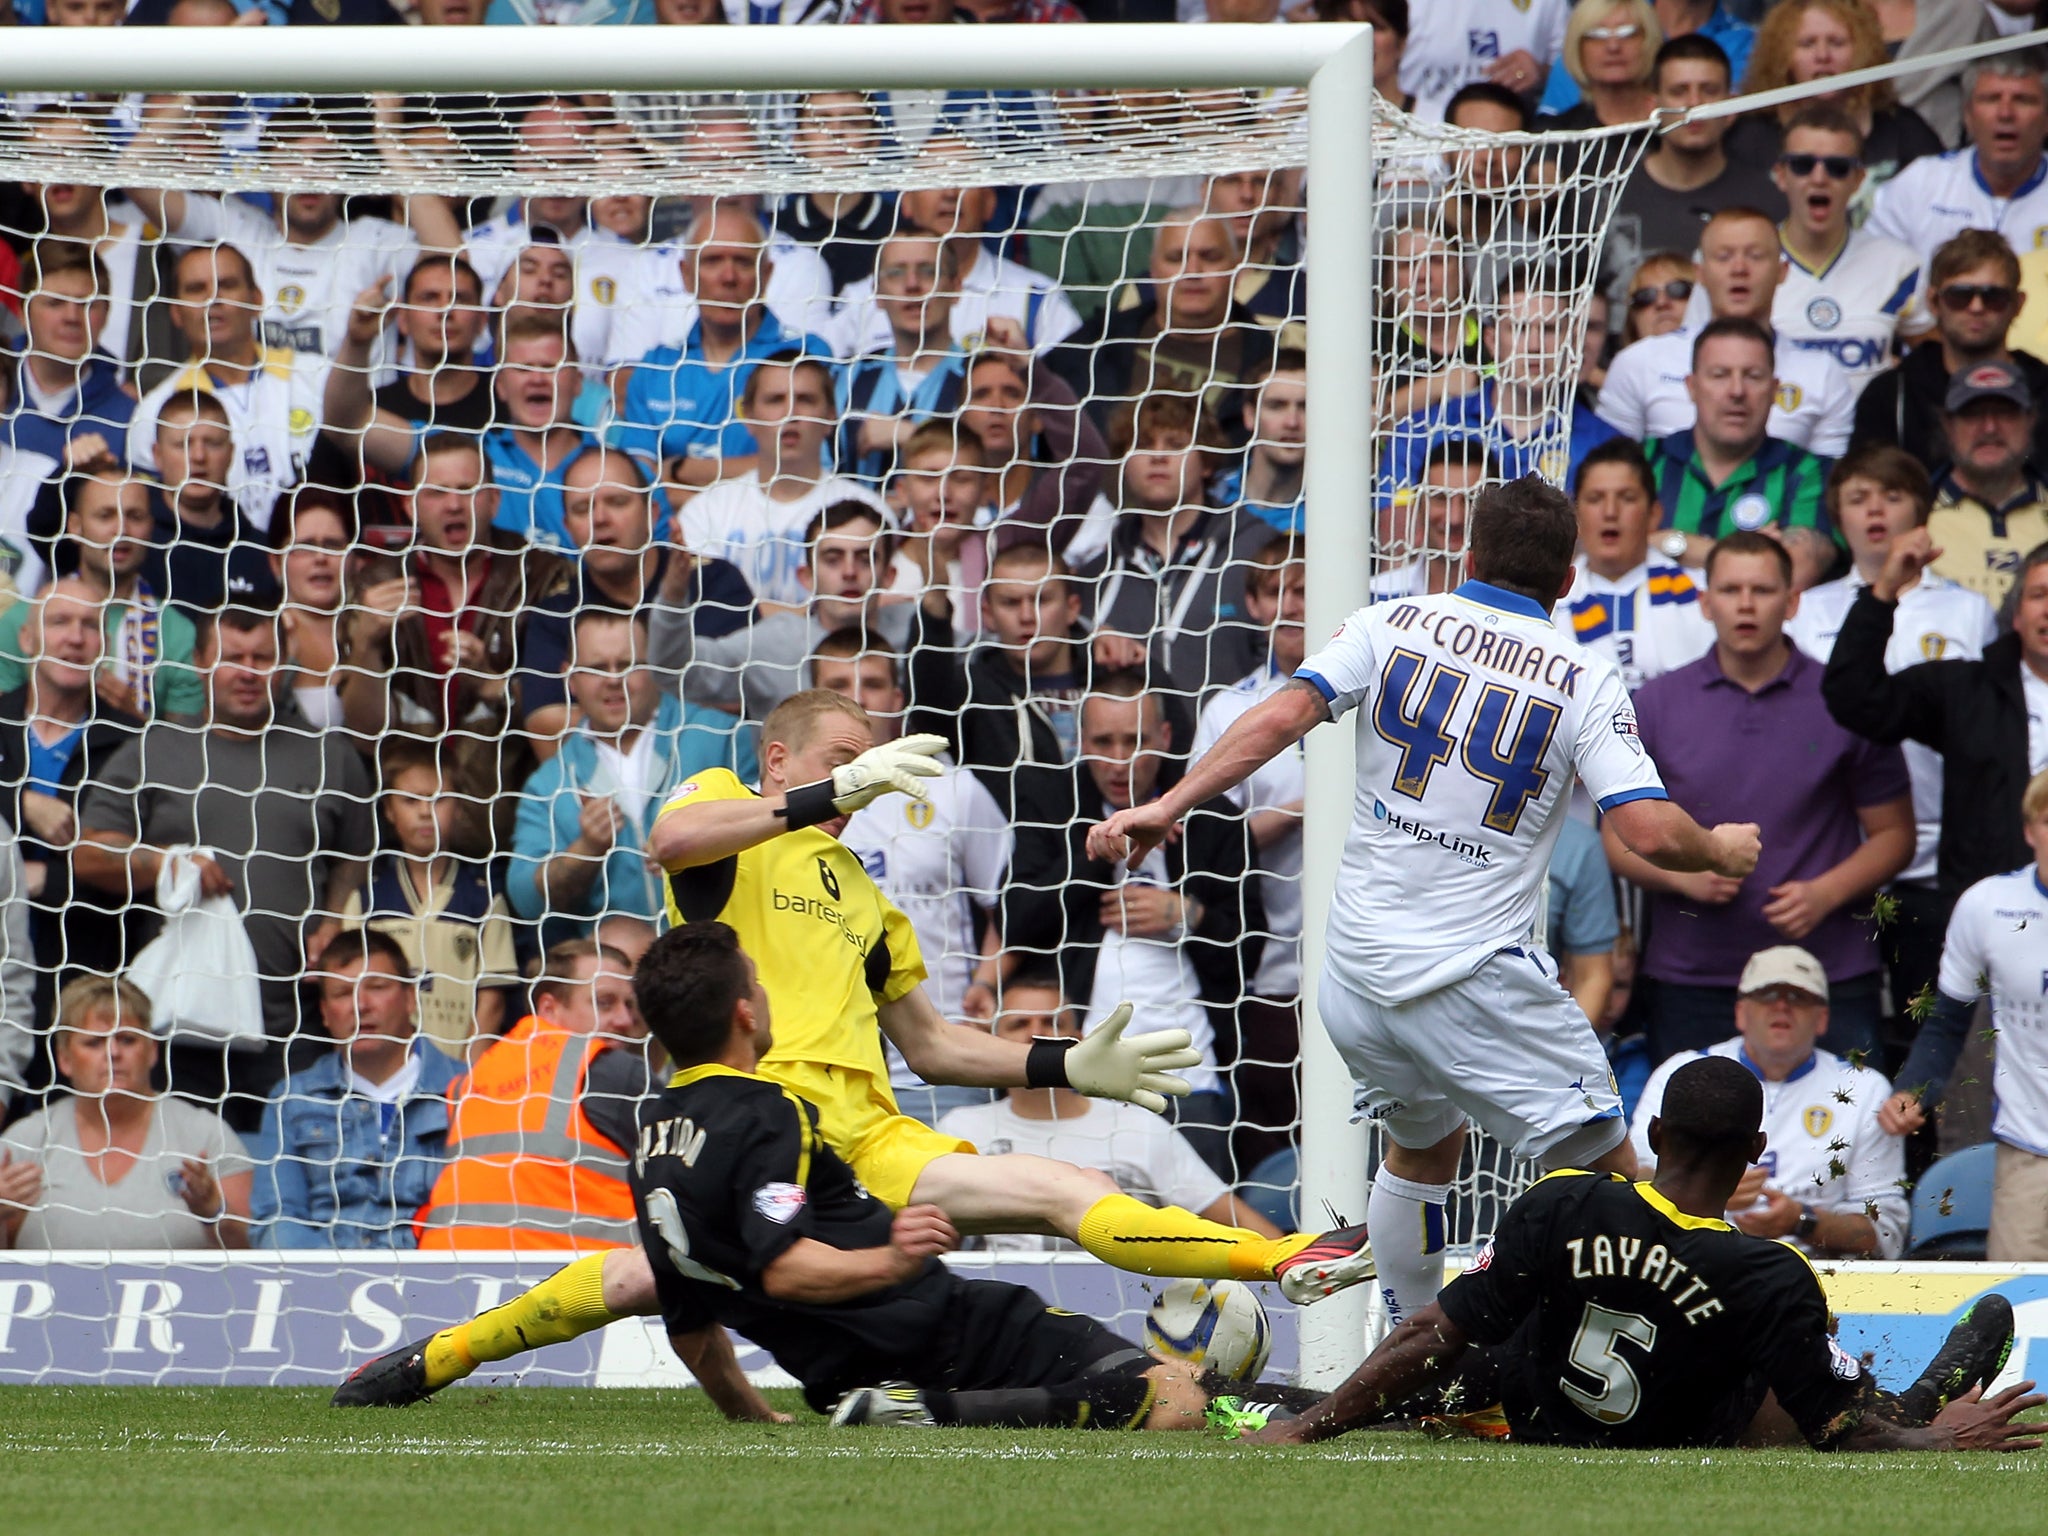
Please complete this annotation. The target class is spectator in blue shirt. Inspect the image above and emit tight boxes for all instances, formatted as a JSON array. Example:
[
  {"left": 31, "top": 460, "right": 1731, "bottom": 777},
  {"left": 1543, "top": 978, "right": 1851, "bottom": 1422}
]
[
  {"left": 508, "top": 609, "right": 755, "bottom": 947},
  {"left": 2, "top": 243, "right": 136, "bottom": 470},
  {"left": 1212, "top": 349, "right": 1305, "bottom": 535},
  {"left": 251, "top": 929, "right": 460, "bottom": 1251},
  {"left": 1547, "top": 815, "right": 1623, "bottom": 1034},
  {"left": 609, "top": 204, "right": 835, "bottom": 493},
  {"left": 486, "top": 316, "right": 602, "bottom": 555},
  {"left": 1380, "top": 268, "right": 1619, "bottom": 509}
]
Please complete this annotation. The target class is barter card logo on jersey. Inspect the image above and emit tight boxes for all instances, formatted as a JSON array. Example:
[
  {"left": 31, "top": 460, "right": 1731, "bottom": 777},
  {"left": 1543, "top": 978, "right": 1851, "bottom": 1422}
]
[{"left": 753, "top": 1182, "right": 807, "bottom": 1224}]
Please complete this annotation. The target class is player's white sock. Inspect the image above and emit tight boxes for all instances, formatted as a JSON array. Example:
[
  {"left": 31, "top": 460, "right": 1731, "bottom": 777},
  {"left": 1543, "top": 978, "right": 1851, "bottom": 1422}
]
[{"left": 1367, "top": 1169, "right": 1452, "bottom": 1326}]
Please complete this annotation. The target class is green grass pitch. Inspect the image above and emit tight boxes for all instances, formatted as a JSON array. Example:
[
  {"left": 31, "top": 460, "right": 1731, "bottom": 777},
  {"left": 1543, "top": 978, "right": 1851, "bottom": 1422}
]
[{"left": 5, "top": 1387, "right": 2046, "bottom": 1536}]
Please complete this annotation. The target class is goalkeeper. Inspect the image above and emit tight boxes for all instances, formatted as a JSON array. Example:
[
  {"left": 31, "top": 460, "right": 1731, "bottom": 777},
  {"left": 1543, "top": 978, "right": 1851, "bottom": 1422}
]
[{"left": 337, "top": 690, "right": 1370, "bottom": 1406}]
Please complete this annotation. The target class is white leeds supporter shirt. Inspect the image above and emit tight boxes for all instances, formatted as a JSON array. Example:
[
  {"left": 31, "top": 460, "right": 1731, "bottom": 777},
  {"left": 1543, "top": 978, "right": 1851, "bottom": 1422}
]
[
  {"left": 828, "top": 245, "right": 1083, "bottom": 359},
  {"left": 0, "top": 443, "right": 59, "bottom": 599},
  {"left": 1939, "top": 867, "right": 2048, "bottom": 1154},
  {"left": 1627, "top": 1037, "right": 1908, "bottom": 1258},
  {"left": 841, "top": 760, "right": 1012, "bottom": 1090},
  {"left": 128, "top": 350, "right": 330, "bottom": 533},
  {"left": 1083, "top": 842, "right": 1219, "bottom": 1096},
  {"left": 1398, "top": 0, "right": 1569, "bottom": 121},
  {"left": 1788, "top": 570, "right": 1998, "bottom": 884},
  {"left": 1594, "top": 325, "right": 1857, "bottom": 457},
  {"left": 1552, "top": 555, "right": 1715, "bottom": 694},
  {"left": 935, "top": 1096, "right": 1226, "bottom": 1253},
  {"left": 1867, "top": 149, "right": 2048, "bottom": 270},
  {"left": 1192, "top": 666, "right": 1304, "bottom": 999},
  {"left": 168, "top": 193, "right": 418, "bottom": 366},
  {"left": 1297, "top": 579, "right": 1666, "bottom": 1004},
  {"left": 604, "top": 232, "right": 838, "bottom": 369},
  {"left": 461, "top": 215, "right": 652, "bottom": 376},
  {"left": 676, "top": 472, "right": 892, "bottom": 608},
  {"left": 1774, "top": 228, "right": 1930, "bottom": 389}
]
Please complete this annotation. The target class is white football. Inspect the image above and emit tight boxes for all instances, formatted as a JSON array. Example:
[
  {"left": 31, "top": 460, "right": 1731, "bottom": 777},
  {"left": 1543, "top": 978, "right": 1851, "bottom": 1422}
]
[{"left": 1144, "top": 1278, "right": 1273, "bottom": 1382}]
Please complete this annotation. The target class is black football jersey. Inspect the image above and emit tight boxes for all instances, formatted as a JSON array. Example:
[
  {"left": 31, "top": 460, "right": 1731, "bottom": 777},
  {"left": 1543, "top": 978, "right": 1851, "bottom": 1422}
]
[
  {"left": 1437, "top": 1172, "right": 1870, "bottom": 1449},
  {"left": 630, "top": 1063, "right": 954, "bottom": 1409}
]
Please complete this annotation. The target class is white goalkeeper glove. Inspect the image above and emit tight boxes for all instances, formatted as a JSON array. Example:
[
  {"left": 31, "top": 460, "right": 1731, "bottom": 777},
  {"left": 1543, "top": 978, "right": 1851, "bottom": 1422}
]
[
  {"left": 1039, "top": 1003, "right": 1203, "bottom": 1116},
  {"left": 779, "top": 734, "right": 950, "bottom": 827}
]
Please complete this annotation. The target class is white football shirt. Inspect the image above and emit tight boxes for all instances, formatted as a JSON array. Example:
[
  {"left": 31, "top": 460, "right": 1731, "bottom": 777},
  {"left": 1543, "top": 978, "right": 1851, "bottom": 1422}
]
[
  {"left": 842, "top": 759, "right": 1011, "bottom": 1089},
  {"left": 676, "top": 472, "right": 892, "bottom": 607},
  {"left": 1552, "top": 555, "right": 1715, "bottom": 694},
  {"left": 128, "top": 349, "right": 330, "bottom": 534},
  {"left": 1595, "top": 325, "right": 1857, "bottom": 456},
  {"left": 604, "top": 232, "right": 839, "bottom": 368},
  {"left": 1628, "top": 1036, "right": 1908, "bottom": 1258},
  {"left": 1774, "top": 227, "right": 1930, "bottom": 388},
  {"left": 935, "top": 1095, "right": 1227, "bottom": 1253},
  {"left": 0, "top": 443, "right": 59, "bottom": 599},
  {"left": 1939, "top": 866, "right": 2048, "bottom": 1155},
  {"left": 1867, "top": 149, "right": 2048, "bottom": 270},
  {"left": 1192, "top": 664, "right": 1304, "bottom": 999},
  {"left": 1398, "top": 0, "right": 1570, "bottom": 122},
  {"left": 168, "top": 193, "right": 418, "bottom": 367},
  {"left": 1788, "top": 570, "right": 1998, "bottom": 884},
  {"left": 1298, "top": 579, "right": 1666, "bottom": 1003},
  {"left": 827, "top": 245, "right": 1083, "bottom": 360}
]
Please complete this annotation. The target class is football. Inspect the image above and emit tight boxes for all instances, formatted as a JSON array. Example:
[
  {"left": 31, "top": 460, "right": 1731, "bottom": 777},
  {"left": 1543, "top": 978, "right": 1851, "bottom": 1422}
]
[{"left": 1144, "top": 1279, "right": 1273, "bottom": 1382}]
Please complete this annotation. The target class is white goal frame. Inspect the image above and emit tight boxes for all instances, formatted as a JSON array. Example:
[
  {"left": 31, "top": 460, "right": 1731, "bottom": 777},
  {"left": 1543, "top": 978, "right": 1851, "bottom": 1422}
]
[{"left": 0, "top": 21, "right": 1378, "bottom": 1387}]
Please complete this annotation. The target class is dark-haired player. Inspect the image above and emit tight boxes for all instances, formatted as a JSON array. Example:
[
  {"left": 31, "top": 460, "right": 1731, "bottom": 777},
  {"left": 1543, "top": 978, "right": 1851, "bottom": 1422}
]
[
  {"left": 1246, "top": 1055, "right": 2036, "bottom": 1453},
  {"left": 629, "top": 921, "right": 1312, "bottom": 1434},
  {"left": 1093, "top": 475, "right": 1762, "bottom": 1331}
]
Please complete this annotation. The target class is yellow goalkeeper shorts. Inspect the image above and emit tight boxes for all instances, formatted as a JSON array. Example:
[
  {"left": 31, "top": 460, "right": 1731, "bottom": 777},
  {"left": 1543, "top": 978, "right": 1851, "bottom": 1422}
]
[{"left": 762, "top": 1059, "right": 976, "bottom": 1210}]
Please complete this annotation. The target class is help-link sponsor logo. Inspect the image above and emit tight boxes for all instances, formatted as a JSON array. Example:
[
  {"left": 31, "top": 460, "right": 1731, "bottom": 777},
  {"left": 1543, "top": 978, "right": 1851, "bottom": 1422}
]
[{"left": 1372, "top": 798, "right": 1493, "bottom": 867}]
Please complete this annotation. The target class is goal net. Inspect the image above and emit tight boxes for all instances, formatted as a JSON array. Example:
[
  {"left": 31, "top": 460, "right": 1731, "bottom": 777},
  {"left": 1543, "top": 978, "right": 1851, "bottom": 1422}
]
[{"left": 0, "top": 33, "right": 1649, "bottom": 1387}]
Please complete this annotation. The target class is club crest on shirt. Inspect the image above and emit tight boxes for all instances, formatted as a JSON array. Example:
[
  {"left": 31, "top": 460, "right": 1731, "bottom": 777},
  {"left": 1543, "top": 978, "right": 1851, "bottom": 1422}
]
[
  {"left": 1921, "top": 634, "right": 1951, "bottom": 660},
  {"left": 1775, "top": 382, "right": 1805, "bottom": 413},
  {"left": 591, "top": 275, "right": 617, "bottom": 305},
  {"left": 752, "top": 1182, "right": 807, "bottom": 1224},
  {"left": 1731, "top": 493, "right": 1774, "bottom": 531},
  {"left": 1803, "top": 1105, "right": 1833, "bottom": 1137},
  {"left": 1805, "top": 297, "right": 1842, "bottom": 331},
  {"left": 905, "top": 799, "right": 935, "bottom": 830},
  {"left": 276, "top": 284, "right": 306, "bottom": 314}
]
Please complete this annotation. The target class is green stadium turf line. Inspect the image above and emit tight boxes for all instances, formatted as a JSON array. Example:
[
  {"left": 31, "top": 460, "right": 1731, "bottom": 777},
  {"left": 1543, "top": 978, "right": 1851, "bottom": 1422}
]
[{"left": 3, "top": 1387, "right": 2047, "bottom": 1536}]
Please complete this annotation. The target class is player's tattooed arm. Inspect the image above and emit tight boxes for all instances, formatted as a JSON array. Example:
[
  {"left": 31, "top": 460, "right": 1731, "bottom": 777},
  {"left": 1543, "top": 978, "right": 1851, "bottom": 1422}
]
[
  {"left": 1088, "top": 676, "right": 1326, "bottom": 867},
  {"left": 1281, "top": 674, "right": 1334, "bottom": 725},
  {"left": 1242, "top": 1303, "right": 1472, "bottom": 1446}
]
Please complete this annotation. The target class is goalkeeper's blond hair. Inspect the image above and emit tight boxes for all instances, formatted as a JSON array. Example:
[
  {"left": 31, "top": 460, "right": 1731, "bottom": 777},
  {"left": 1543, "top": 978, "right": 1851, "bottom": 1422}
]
[{"left": 761, "top": 688, "right": 871, "bottom": 756}]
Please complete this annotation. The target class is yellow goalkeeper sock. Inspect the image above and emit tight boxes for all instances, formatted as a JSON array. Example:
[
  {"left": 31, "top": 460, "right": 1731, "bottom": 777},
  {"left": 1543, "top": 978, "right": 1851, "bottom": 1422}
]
[
  {"left": 420, "top": 1252, "right": 617, "bottom": 1390},
  {"left": 1073, "top": 1193, "right": 1317, "bottom": 1282}
]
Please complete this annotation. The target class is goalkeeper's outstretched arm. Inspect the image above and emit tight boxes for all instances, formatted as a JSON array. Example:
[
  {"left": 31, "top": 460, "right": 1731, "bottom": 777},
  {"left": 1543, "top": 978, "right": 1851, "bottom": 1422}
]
[
  {"left": 879, "top": 992, "right": 1202, "bottom": 1115},
  {"left": 1088, "top": 677, "right": 1328, "bottom": 870}
]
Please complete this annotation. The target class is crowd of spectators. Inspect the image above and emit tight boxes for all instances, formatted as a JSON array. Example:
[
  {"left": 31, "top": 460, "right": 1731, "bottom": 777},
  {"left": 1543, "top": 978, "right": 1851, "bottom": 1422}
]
[{"left": 0, "top": 0, "right": 2045, "bottom": 1264}]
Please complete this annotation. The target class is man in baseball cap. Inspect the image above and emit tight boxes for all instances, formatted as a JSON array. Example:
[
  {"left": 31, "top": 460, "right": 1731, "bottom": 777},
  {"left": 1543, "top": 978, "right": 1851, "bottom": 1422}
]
[
  {"left": 1933, "top": 356, "right": 2048, "bottom": 610},
  {"left": 1625, "top": 943, "right": 1908, "bottom": 1257}
]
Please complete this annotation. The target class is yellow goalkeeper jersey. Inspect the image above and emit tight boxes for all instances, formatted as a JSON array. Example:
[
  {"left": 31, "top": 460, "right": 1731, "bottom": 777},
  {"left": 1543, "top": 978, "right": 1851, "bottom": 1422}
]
[{"left": 657, "top": 768, "right": 928, "bottom": 1081}]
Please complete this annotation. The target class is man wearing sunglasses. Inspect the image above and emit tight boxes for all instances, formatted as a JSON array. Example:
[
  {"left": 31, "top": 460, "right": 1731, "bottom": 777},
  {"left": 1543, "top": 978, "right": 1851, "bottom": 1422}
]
[
  {"left": 1771, "top": 106, "right": 1931, "bottom": 394},
  {"left": 1850, "top": 229, "right": 2048, "bottom": 481},
  {"left": 1869, "top": 56, "right": 2048, "bottom": 271}
]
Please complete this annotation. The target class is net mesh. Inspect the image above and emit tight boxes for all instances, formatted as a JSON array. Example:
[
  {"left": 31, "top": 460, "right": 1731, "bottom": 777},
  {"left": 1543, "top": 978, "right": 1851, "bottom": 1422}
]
[{"left": 0, "top": 81, "right": 1647, "bottom": 1383}]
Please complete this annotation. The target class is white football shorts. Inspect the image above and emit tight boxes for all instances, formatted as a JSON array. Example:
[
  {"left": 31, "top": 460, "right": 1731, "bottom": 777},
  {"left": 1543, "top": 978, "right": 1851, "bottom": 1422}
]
[{"left": 1319, "top": 946, "right": 1627, "bottom": 1166}]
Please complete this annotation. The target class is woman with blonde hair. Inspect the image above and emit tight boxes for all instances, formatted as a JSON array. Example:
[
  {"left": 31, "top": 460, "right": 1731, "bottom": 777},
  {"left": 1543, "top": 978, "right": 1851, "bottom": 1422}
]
[
  {"left": 1726, "top": 0, "right": 1943, "bottom": 205},
  {"left": 1536, "top": 0, "right": 1663, "bottom": 130},
  {"left": 0, "top": 977, "right": 253, "bottom": 1250}
]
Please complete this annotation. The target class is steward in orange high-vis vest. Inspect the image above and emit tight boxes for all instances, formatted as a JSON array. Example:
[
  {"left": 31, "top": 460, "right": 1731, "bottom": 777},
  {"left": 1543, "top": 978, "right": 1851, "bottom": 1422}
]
[{"left": 416, "top": 941, "right": 653, "bottom": 1250}]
